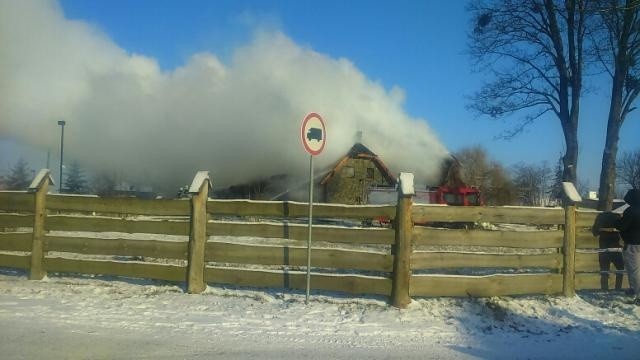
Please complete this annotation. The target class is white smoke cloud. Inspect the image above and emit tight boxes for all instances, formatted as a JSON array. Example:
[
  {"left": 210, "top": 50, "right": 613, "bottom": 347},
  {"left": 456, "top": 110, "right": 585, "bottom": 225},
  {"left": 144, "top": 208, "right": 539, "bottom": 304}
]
[{"left": 0, "top": 0, "right": 449, "bottom": 194}]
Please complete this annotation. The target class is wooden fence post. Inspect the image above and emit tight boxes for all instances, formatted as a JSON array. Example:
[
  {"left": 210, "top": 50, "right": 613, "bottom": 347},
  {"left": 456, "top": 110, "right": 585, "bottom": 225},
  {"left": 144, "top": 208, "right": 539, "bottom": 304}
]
[
  {"left": 28, "top": 169, "right": 54, "bottom": 280},
  {"left": 562, "top": 205, "right": 576, "bottom": 296},
  {"left": 391, "top": 172, "right": 414, "bottom": 308},
  {"left": 561, "top": 182, "right": 581, "bottom": 297},
  {"left": 186, "top": 171, "right": 211, "bottom": 294}
]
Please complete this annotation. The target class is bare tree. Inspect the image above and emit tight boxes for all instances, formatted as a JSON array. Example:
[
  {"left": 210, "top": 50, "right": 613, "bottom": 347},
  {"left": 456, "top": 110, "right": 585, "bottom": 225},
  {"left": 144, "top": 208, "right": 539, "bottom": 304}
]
[
  {"left": 618, "top": 148, "right": 640, "bottom": 189},
  {"left": 468, "top": 0, "right": 591, "bottom": 185},
  {"left": 454, "top": 146, "right": 517, "bottom": 205},
  {"left": 485, "top": 162, "right": 518, "bottom": 205},
  {"left": 593, "top": 0, "right": 640, "bottom": 210},
  {"left": 512, "top": 162, "right": 554, "bottom": 206},
  {"left": 92, "top": 171, "right": 117, "bottom": 197}
]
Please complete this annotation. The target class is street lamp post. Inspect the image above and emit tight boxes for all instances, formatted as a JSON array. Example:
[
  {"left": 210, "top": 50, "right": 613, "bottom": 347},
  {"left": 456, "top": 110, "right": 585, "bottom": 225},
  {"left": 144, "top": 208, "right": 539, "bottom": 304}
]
[{"left": 57, "top": 120, "right": 66, "bottom": 192}]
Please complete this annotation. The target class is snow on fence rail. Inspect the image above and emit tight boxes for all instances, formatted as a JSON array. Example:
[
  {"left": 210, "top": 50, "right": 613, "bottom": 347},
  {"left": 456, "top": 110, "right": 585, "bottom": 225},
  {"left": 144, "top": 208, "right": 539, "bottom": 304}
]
[{"left": 0, "top": 170, "right": 628, "bottom": 308}]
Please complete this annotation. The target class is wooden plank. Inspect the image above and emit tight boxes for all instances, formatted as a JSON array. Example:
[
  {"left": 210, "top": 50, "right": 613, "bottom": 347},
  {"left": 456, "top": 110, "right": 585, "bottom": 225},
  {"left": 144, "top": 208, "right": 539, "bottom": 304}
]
[
  {"left": 205, "top": 267, "right": 391, "bottom": 296},
  {"left": 411, "top": 252, "right": 562, "bottom": 270},
  {"left": 208, "top": 221, "right": 394, "bottom": 245},
  {"left": 208, "top": 200, "right": 396, "bottom": 220},
  {"left": 576, "top": 231, "right": 599, "bottom": 249},
  {"left": 44, "top": 257, "right": 186, "bottom": 282},
  {"left": 0, "top": 192, "right": 34, "bottom": 212},
  {"left": 575, "top": 273, "right": 629, "bottom": 290},
  {"left": 46, "top": 236, "right": 188, "bottom": 259},
  {"left": 0, "top": 233, "right": 32, "bottom": 252},
  {"left": 412, "top": 205, "right": 564, "bottom": 225},
  {"left": 0, "top": 213, "right": 34, "bottom": 228},
  {"left": 413, "top": 228, "right": 563, "bottom": 248},
  {"left": 410, "top": 274, "right": 562, "bottom": 297},
  {"left": 576, "top": 210, "right": 599, "bottom": 229},
  {"left": 47, "top": 195, "right": 190, "bottom": 216},
  {"left": 46, "top": 215, "right": 190, "bottom": 235},
  {"left": 575, "top": 252, "right": 604, "bottom": 273},
  {"left": 0, "top": 253, "right": 30, "bottom": 269},
  {"left": 206, "top": 242, "right": 392, "bottom": 272}
]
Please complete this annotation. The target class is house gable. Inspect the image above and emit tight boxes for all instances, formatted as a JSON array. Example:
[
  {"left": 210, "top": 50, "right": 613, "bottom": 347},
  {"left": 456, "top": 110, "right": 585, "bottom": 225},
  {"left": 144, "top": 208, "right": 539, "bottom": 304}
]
[{"left": 321, "top": 143, "right": 396, "bottom": 204}]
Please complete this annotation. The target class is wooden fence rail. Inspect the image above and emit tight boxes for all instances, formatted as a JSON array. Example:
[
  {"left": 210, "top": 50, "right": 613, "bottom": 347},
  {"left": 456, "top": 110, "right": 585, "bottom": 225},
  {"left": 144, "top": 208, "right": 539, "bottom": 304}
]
[{"left": 0, "top": 169, "right": 628, "bottom": 307}]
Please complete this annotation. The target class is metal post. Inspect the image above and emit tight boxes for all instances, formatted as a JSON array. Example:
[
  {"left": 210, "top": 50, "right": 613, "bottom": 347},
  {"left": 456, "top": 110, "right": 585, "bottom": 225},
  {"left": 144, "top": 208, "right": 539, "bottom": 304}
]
[
  {"left": 306, "top": 154, "right": 313, "bottom": 304},
  {"left": 57, "top": 120, "right": 66, "bottom": 192}
]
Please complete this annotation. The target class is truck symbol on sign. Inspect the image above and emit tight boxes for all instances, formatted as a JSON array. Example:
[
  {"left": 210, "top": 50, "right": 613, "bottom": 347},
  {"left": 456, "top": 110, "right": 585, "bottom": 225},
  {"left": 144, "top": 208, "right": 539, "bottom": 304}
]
[{"left": 307, "top": 128, "right": 323, "bottom": 141}]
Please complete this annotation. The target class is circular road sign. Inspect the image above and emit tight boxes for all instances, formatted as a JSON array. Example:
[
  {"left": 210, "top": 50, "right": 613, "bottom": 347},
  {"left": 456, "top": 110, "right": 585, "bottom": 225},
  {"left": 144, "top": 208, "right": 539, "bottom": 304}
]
[{"left": 300, "top": 112, "right": 326, "bottom": 156}]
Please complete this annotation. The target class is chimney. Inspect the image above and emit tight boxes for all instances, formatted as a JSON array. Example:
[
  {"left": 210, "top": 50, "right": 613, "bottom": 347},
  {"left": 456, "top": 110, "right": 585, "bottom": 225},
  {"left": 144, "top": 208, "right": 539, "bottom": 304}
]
[{"left": 355, "top": 130, "right": 363, "bottom": 143}]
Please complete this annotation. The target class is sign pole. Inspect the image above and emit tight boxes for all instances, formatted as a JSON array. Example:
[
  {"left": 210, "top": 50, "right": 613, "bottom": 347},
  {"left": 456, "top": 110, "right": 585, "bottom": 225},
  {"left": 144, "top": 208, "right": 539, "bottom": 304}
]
[
  {"left": 306, "top": 154, "right": 313, "bottom": 304},
  {"left": 300, "top": 112, "right": 325, "bottom": 305}
]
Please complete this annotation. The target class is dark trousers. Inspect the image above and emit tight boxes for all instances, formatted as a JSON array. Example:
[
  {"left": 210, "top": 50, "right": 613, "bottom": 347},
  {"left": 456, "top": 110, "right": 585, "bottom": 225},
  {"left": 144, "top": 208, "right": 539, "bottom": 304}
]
[{"left": 599, "top": 251, "right": 625, "bottom": 290}]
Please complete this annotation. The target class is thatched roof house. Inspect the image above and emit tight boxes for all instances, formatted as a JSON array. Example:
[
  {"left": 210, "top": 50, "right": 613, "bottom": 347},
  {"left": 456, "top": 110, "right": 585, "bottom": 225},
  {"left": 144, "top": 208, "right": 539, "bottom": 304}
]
[
  {"left": 319, "top": 143, "right": 396, "bottom": 205},
  {"left": 215, "top": 143, "right": 398, "bottom": 204}
]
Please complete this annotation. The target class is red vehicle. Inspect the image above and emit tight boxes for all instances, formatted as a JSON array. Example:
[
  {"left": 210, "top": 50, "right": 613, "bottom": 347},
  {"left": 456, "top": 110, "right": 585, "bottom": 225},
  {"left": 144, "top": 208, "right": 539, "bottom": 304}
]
[
  {"left": 367, "top": 185, "right": 483, "bottom": 206},
  {"left": 427, "top": 186, "right": 483, "bottom": 206},
  {"left": 365, "top": 185, "right": 482, "bottom": 228}
]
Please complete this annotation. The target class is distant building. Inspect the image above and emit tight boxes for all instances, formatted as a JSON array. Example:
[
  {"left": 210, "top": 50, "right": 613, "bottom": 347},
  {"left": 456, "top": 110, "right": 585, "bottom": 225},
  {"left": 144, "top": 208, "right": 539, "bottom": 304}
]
[
  {"left": 112, "top": 181, "right": 157, "bottom": 199},
  {"left": 214, "top": 174, "right": 289, "bottom": 200},
  {"left": 581, "top": 191, "right": 626, "bottom": 210},
  {"left": 319, "top": 143, "right": 396, "bottom": 205}
]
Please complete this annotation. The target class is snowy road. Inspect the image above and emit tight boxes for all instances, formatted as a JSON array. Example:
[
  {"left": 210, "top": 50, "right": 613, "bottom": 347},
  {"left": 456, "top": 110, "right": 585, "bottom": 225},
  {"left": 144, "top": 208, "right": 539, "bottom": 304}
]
[{"left": 0, "top": 271, "right": 638, "bottom": 359}]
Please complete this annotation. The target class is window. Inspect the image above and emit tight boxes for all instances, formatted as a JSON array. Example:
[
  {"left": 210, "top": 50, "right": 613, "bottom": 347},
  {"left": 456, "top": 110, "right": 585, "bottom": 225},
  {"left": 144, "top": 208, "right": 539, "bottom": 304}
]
[
  {"left": 366, "top": 168, "right": 375, "bottom": 179},
  {"left": 342, "top": 166, "right": 355, "bottom": 178},
  {"left": 443, "top": 193, "right": 463, "bottom": 206},
  {"left": 466, "top": 194, "right": 480, "bottom": 206}
]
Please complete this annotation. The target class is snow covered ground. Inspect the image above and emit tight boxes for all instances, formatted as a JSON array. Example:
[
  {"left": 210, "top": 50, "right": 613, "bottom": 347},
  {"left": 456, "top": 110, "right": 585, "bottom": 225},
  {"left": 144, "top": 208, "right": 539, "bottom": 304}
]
[{"left": 0, "top": 269, "right": 638, "bottom": 359}]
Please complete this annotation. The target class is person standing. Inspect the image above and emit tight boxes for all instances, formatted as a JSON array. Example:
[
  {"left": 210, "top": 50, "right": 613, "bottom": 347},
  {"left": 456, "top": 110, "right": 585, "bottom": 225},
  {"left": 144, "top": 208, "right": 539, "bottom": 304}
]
[
  {"left": 617, "top": 189, "right": 640, "bottom": 304},
  {"left": 592, "top": 211, "right": 624, "bottom": 290}
]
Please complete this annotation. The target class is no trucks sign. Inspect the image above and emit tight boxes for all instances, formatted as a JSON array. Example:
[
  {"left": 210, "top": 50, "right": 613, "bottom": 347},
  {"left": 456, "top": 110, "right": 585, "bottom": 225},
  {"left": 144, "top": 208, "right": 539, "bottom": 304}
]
[
  {"left": 301, "top": 112, "right": 326, "bottom": 156},
  {"left": 300, "top": 112, "right": 326, "bottom": 304}
]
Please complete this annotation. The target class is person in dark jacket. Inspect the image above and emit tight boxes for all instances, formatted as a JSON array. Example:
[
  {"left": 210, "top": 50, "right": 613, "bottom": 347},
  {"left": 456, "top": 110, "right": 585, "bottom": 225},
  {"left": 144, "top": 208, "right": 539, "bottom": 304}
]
[
  {"left": 592, "top": 211, "right": 624, "bottom": 290},
  {"left": 617, "top": 189, "right": 640, "bottom": 304}
]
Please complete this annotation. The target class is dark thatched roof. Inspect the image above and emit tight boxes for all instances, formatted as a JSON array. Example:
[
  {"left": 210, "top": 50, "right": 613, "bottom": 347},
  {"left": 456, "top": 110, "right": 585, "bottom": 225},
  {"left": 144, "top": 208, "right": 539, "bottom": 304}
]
[{"left": 320, "top": 143, "right": 396, "bottom": 185}]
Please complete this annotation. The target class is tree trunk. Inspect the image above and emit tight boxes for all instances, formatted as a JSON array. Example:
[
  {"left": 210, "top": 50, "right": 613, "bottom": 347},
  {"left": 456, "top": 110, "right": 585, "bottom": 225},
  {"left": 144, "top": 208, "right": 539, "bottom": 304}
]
[
  {"left": 563, "top": 128, "right": 579, "bottom": 185},
  {"left": 597, "top": 0, "right": 634, "bottom": 211},
  {"left": 545, "top": 0, "right": 579, "bottom": 186},
  {"left": 597, "top": 120, "right": 621, "bottom": 211},
  {"left": 598, "top": 68, "right": 625, "bottom": 211}
]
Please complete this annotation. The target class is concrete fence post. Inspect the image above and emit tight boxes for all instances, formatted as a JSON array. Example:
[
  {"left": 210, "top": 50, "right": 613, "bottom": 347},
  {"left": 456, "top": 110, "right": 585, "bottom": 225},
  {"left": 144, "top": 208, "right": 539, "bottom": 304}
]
[
  {"left": 28, "top": 169, "right": 54, "bottom": 280},
  {"left": 391, "top": 172, "right": 414, "bottom": 308},
  {"left": 186, "top": 171, "right": 211, "bottom": 294}
]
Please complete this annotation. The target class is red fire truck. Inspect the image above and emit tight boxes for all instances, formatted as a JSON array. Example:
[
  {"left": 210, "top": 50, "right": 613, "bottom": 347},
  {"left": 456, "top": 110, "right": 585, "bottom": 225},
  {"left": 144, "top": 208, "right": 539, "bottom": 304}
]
[
  {"left": 367, "top": 185, "right": 483, "bottom": 206},
  {"left": 426, "top": 185, "right": 483, "bottom": 206}
]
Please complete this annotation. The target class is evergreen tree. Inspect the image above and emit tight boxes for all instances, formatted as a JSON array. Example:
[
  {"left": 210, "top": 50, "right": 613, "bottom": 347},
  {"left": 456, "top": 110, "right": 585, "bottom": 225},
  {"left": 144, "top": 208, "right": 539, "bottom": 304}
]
[
  {"left": 6, "top": 158, "right": 32, "bottom": 190},
  {"left": 64, "top": 161, "right": 87, "bottom": 194},
  {"left": 550, "top": 157, "right": 565, "bottom": 204}
]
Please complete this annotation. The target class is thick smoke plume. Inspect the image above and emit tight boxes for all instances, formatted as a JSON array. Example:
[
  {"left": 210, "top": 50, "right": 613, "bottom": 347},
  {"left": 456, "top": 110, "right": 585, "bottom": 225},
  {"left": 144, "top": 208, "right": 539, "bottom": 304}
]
[{"left": 0, "top": 1, "right": 449, "bottom": 194}]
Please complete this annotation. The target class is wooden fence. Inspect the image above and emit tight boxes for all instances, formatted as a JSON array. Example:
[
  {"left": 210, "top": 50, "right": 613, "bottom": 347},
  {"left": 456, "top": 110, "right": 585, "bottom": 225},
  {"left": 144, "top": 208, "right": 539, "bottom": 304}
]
[{"left": 0, "top": 170, "right": 628, "bottom": 308}]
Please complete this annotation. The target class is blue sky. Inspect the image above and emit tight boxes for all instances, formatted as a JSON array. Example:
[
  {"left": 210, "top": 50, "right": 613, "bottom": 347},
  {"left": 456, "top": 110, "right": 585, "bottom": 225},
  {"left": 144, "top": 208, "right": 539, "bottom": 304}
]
[{"left": 3, "top": 0, "right": 638, "bottom": 190}]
